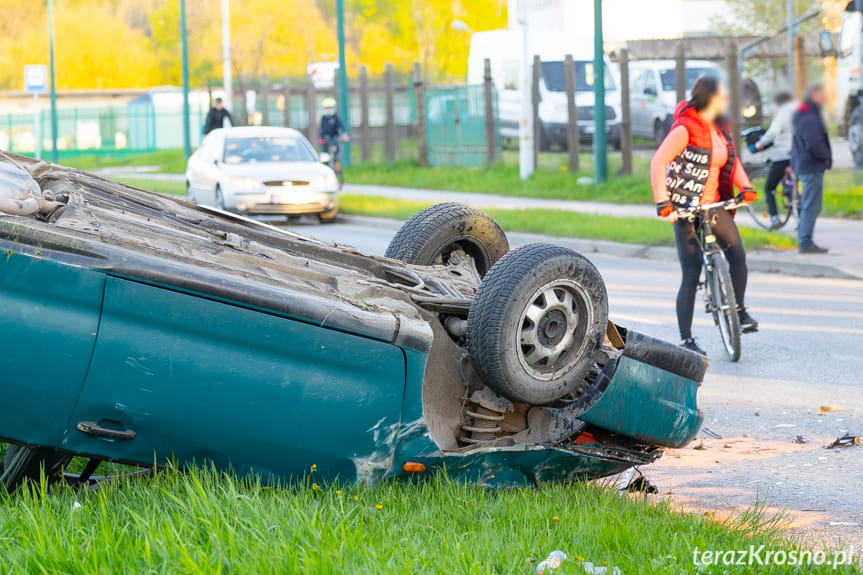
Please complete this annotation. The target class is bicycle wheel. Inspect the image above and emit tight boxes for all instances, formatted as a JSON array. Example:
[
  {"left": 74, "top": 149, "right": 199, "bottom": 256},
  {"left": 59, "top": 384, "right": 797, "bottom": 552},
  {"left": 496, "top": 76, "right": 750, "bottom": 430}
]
[
  {"left": 706, "top": 253, "right": 741, "bottom": 361},
  {"left": 746, "top": 186, "right": 794, "bottom": 230}
]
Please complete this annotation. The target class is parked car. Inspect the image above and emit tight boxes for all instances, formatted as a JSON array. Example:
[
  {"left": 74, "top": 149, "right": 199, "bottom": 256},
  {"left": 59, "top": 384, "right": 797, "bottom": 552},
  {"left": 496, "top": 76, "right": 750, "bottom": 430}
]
[
  {"left": 468, "top": 30, "right": 623, "bottom": 151},
  {"left": 0, "top": 154, "right": 707, "bottom": 491},
  {"left": 186, "top": 126, "right": 339, "bottom": 222},
  {"left": 628, "top": 60, "right": 723, "bottom": 145}
]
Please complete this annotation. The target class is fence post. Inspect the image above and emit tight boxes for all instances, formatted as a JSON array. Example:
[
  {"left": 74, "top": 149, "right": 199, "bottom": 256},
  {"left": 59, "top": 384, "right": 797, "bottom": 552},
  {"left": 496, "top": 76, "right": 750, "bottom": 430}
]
[
  {"left": 794, "top": 36, "right": 807, "bottom": 100},
  {"left": 532, "top": 55, "right": 541, "bottom": 170},
  {"left": 727, "top": 42, "right": 741, "bottom": 153},
  {"left": 359, "top": 65, "right": 370, "bottom": 162},
  {"left": 675, "top": 44, "right": 686, "bottom": 104},
  {"left": 282, "top": 76, "right": 291, "bottom": 127},
  {"left": 306, "top": 74, "right": 318, "bottom": 144},
  {"left": 385, "top": 63, "right": 396, "bottom": 163},
  {"left": 564, "top": 54, "right": 579, "bottom": 173},
  {"left": 618, "top": 49, "right": 632, "bottom": 175},
  {"left": 482, "top": 58, "right": 496, "bottom": 165},
  {"left": 413, "top": 62, "right": 428, "bottom": 166},
  {"left": 260, "top": 73, "right": 270, "bottom": 126}
]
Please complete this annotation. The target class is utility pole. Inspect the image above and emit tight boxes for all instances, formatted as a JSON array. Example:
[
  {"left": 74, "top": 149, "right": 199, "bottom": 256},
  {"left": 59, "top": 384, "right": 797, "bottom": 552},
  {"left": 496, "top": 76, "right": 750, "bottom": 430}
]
[
  {"left": 221, "top": 0, "right": 232, "bottom": 110},
  {"left": 180, "top": 0, "right": 191, "bottom": 158},
  {"left": 593, "top": 0, "right": 607, "bottom": 182},
  {"left": 518, "top": 0, "right": 534, "bottom": 180},
  {"left": 787, "top": 0, "right": 795, "bottom": 92},
  {"left": 336, "top": 0, "right": 351, "bottom": 166},
  {"left": 47, "top": 0, "right": 58, "bottom": 162}
]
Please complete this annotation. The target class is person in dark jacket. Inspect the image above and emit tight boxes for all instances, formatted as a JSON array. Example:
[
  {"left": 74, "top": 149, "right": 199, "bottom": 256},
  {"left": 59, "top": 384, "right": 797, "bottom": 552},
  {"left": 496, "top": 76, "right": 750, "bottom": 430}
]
[
  {"left": 791, "top": 84, "right": 832, "bottom": 254},
  {"left": 318, "top": 97, "right": 347, "bottom": 151},
  {"left": 203, "top": 98, "right": 233, "bottom": 135}
]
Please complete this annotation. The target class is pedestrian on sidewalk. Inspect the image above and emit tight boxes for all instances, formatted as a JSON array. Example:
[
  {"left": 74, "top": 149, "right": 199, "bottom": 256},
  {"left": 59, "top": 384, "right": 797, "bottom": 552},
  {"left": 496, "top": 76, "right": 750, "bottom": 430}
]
[
  {"left": 204, "top": 98, "right": 233, "bottom": 135},
  {"left": 650, "top": 77, "right": 759, "bottom": 357},
  {"left": 791, "top": 84, "right": 832, "bottom": 254},
  {"left": 751, "top": 91, "right": 795, "bottom": 229}
]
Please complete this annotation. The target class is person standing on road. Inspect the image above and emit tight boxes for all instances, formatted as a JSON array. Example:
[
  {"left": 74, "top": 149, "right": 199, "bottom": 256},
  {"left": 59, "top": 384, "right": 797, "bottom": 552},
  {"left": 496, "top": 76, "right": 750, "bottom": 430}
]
[
  {"left": 203, "top": 97, "right": 233, "bottom": 135},
  {"left": 791, "top": 84, "right": 832, "bottom": 254},
  {"left": 751, "top": 91, "right": 795, "bottom": 229},
  {"left": 650, "top": 77, "right": 759, "bottom": 357}
]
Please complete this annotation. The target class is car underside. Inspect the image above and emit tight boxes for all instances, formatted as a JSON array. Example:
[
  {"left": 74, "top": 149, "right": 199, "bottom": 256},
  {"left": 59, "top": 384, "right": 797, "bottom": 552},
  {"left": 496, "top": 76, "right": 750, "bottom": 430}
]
[{"left": 0, "top": 152, "right": 706, "bottom": 491}]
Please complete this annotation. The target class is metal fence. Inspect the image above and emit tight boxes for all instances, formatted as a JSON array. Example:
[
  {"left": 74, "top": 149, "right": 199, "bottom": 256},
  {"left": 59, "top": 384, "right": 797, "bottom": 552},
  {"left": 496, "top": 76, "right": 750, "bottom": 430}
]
[{"left": 425, "top": 85, "right": 500, "bottom": 167}]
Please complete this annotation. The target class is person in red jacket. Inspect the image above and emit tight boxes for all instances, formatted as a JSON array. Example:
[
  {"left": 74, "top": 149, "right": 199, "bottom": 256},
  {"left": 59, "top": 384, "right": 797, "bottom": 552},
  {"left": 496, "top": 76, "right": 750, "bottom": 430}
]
[{"left": 650, "top": 76, "right": 759, "bottom": 356}]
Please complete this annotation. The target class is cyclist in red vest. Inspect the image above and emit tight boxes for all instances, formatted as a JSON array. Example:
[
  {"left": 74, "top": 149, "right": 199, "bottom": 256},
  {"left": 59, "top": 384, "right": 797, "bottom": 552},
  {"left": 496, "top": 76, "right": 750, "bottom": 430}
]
[{"left": 650, "top": 76, "right": 759, "bottom": 356}]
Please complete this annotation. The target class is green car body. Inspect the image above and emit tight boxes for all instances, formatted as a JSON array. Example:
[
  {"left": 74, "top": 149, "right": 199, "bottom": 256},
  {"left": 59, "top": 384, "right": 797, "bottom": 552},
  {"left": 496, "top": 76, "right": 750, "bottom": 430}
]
[{"left": 0, "top": 153, "right": 705, "bottom": 488}]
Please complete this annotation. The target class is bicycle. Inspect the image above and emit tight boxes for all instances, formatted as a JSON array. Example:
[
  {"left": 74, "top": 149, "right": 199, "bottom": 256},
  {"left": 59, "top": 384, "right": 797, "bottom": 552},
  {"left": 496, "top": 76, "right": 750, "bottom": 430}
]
[
  {"left": 319, "top": 136, "right": 347, "bottom": 190},
  {"left": 745, "top": 164, "right": 799, "bottom": 231},
  {"left": 677, "top": 198, "right": 748, "bottom": 362}
]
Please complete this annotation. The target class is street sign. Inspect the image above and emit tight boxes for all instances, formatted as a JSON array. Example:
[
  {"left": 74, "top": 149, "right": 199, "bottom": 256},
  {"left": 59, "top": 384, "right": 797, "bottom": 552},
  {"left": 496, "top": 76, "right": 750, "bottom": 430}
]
[{"left": 24, "top": 65, "right": 48, "bottom": 94}]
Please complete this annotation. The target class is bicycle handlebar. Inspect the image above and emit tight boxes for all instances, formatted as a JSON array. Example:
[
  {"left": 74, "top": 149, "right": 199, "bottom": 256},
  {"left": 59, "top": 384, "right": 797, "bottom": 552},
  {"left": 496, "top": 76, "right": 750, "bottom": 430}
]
[{"left": 675, "top": 198, "right": 747, "bottom": 221}]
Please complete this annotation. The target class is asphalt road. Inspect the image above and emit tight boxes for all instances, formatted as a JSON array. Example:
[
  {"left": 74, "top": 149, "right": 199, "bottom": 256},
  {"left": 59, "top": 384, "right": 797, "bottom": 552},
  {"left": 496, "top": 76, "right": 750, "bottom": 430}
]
[{"left": 290, "top": 215, "right": 863, "bottom": 549}]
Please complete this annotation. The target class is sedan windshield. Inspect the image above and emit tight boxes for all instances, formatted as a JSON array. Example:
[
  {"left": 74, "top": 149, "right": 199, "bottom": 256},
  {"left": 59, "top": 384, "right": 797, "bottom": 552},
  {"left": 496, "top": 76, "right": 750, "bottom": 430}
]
[
  {"left": 223, "top": 136, "right": 316, "bottom": 164},
  {"left": 542, "top": 61, "right": 616, "bottom": 92}
]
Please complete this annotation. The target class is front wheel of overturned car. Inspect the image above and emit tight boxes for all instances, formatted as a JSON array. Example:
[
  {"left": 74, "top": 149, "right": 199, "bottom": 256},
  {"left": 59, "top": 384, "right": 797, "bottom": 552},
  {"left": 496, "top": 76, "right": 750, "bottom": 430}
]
[
  {"left": 467, "top": 244, "right": 609, "bottom": 405},
  {"left": 1, "top": 444, "right": 72, "bottom": 492},
  {"left": 384, "top": 202, "right": 509, "bottom": 277}
]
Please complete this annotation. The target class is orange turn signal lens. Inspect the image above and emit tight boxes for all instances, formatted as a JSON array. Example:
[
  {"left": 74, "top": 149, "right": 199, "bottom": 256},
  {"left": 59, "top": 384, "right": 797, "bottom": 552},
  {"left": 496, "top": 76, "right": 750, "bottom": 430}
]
[{"left": 402, "top": 462, "right": 426, "bottom": 473}]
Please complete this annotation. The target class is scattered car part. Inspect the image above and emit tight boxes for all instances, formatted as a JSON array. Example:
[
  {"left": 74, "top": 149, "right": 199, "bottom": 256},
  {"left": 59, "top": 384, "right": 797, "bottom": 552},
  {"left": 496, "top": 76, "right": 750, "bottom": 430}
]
[{"left": 825, "top": 434, "right": 861, "bottom": 449}]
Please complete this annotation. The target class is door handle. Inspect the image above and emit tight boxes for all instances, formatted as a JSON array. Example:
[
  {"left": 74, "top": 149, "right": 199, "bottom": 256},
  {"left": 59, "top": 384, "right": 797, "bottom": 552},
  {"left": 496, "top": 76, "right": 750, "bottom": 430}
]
[{"left": 76, "top": 421, "right": 136, "bottom": 440}]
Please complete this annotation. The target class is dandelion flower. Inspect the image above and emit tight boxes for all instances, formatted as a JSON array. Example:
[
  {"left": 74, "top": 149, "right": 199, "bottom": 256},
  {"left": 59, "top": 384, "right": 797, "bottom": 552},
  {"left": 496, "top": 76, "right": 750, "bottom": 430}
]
[
  {"left": 354, "top": 496, "right": 359, "bottom": 501},
  {"left": 311, "top": 464, "right": 317, "bottom": 471},
  {"left": 336, "top": 490, "right": 342, "bottom": 495},
  {"left": 375, "top": 504, "right": 383, "bottom": 510},
  {"left": 552, "top": 516, "right": 559, "bottom": 522},
  {"left": 312, "top": 483, "right": 319, "bottom": 491}
]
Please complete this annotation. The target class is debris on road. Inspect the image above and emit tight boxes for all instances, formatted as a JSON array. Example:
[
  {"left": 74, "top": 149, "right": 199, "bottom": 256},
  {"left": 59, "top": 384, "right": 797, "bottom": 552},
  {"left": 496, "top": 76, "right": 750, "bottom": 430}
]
[
  {"left": 793, "top": 435, "right": 809, "bottom": 444},
  {"left": 819, "top": 405, "right": 845, "bottom": 413},
  {"left": 825, "top": 434, "right": 861, "bottom": 449},
  {"left": 693, "top": 440, "right": 707, "bottom": 450},
  {"left": 583, "top": 562, "right": 622, "bottom": 575},
  {"left": 701, "top": 426, "right": 722, "bottom": 439}
]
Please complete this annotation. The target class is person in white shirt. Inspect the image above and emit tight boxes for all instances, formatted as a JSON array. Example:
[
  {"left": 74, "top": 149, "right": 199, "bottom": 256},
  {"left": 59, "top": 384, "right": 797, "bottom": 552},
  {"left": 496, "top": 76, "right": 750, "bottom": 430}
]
[{"left": 752, "top": 91, "right": 795, "bottom": 229}]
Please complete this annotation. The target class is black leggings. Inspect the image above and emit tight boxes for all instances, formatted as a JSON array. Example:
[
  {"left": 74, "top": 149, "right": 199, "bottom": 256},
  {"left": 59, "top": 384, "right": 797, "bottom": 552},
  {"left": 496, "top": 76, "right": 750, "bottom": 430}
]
[
  {"left": 674, "top": 209, "right": 748, "bottom": 341},
  {"left": 763, "top": 159, "right": 791, "bottom": 218}
]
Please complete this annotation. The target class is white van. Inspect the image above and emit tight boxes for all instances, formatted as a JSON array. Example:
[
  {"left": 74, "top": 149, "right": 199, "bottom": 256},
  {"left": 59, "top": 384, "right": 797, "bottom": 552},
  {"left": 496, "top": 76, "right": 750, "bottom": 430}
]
[
  {"left": 627, "top": 60, "right": 722, "bottom": 144},
  {"left": 467, "top": 30, "right": 622, "bottom": 151}
]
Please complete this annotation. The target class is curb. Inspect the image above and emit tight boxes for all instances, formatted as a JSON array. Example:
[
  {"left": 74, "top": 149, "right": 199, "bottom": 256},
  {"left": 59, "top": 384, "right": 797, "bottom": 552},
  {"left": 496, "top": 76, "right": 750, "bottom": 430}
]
[{"left": 341, "top": 215, "right": 862, "bottom": 281}]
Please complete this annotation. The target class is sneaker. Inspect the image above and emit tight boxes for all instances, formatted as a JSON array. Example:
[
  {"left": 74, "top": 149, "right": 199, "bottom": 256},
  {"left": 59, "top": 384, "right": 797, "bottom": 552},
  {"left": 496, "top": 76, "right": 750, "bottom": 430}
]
[
  {"left": 769, "top": 215, "right": 781, "bottom": 229},
  {"left": 738, "top": 308, "right": 759, "bottom": 333},
  {"left": 799, "top": 244, "right": 829, "bottom": 254},
  {"left": 681, "top": 338, "right": 707, "bottom": 356}
]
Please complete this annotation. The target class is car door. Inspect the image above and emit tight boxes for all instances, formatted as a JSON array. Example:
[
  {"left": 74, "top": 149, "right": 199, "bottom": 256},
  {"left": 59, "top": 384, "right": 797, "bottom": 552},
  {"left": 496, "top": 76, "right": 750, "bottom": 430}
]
[
  {"left": 0, "top": 253, "right": 105, "bottom": 447},
  {"left": 630, "top": 71, "right": 646, "bottom": 137},
  {"left": 63, "top": 277, "right": 407, "bottom": 483},
  {"left": 189, "top": 133, "right": 222, "bottom": 206},
  {"left": 642, "top": 70, "right": 662, "bottom": 134}
]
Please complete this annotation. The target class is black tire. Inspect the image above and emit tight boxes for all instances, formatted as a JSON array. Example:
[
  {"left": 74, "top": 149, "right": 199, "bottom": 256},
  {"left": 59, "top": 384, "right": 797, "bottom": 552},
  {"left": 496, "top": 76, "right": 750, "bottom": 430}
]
[
  {"left": 653, "top": 119, "right": 666, "bottom": 147},
  {"left": 318, "top": 208, "right": 338, "bottom": 224},
  {"left": 1, "top": 444, "right": 72, "bottom": 492},
  {"left": 707, "top": 253, "right": 741, "bottom": 362},
  {"left": 849, "top": 107, "right": 863, "bottom": 168},
  {"left": 466, "top": 244, "right": 609, "bottom": 405},
  {"left": 385, "top": 203, "right": 509, "bottom": 277}
]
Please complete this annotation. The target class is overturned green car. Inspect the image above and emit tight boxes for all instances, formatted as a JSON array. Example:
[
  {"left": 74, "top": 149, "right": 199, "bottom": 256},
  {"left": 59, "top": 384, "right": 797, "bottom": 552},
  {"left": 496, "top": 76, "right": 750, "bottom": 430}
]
[{"left": 0, "top": 153, "right": 706, "bottom": 491}]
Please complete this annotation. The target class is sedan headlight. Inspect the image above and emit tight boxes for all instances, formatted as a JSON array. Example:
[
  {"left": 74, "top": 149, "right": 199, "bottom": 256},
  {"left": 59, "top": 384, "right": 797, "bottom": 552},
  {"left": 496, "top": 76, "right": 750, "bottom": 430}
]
[
  {"left": 312, "top": 174, "right": 339, "bottom": 189},
  {"left": 231, "top": 177, "right": 261, "bottom": 189}
]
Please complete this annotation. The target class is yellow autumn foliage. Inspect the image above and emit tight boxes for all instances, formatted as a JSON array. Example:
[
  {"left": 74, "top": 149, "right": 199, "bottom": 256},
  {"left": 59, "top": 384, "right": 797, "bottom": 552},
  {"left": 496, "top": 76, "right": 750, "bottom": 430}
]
[{"left": 0, "top": 0, "right": 507, "bottom": 90}]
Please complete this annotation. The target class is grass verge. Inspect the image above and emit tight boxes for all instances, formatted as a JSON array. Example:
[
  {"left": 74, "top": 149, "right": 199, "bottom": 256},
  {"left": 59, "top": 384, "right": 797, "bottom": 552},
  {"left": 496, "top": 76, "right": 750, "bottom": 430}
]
[
  {"left": 2, "top": 466, "right": 855, "bottom": 574},
  {"left": 339, "top": 195, "right": 797, "bottom": 251}
]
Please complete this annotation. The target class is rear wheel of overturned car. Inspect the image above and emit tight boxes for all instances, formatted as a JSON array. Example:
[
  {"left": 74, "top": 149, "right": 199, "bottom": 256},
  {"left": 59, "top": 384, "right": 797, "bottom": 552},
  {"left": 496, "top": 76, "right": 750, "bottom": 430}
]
[
  {"left": 384, "top": 202, "right": 509, "bottom": 277},
  {"left": 467, "top": 244, "right": 609, "bottom": 405},
  {"left": 1, "top": 444, "right": 72, "bottom": 492}
]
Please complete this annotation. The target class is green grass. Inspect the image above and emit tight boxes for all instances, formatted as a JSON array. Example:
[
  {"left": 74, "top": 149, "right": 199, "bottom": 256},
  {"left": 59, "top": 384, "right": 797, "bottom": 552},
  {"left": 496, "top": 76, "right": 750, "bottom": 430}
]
[
  {"left": 339, "top": 195, "right": 797, "bottom": 251},
  {"left": 3, "top": 465, "right": 856, "bottom": 574},
  {"left": 114, "top": 177, "right": 187, "bottom": 196},
  {"left": 60, "top": 149, "right": 189, "bottom": 174}
]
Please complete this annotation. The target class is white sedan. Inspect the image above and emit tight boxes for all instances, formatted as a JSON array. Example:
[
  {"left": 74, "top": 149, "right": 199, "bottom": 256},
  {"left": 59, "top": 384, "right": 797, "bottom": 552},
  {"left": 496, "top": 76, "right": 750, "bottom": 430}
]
[{"left": 186, "top": 126, "right": 340, "bottom": 222}]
